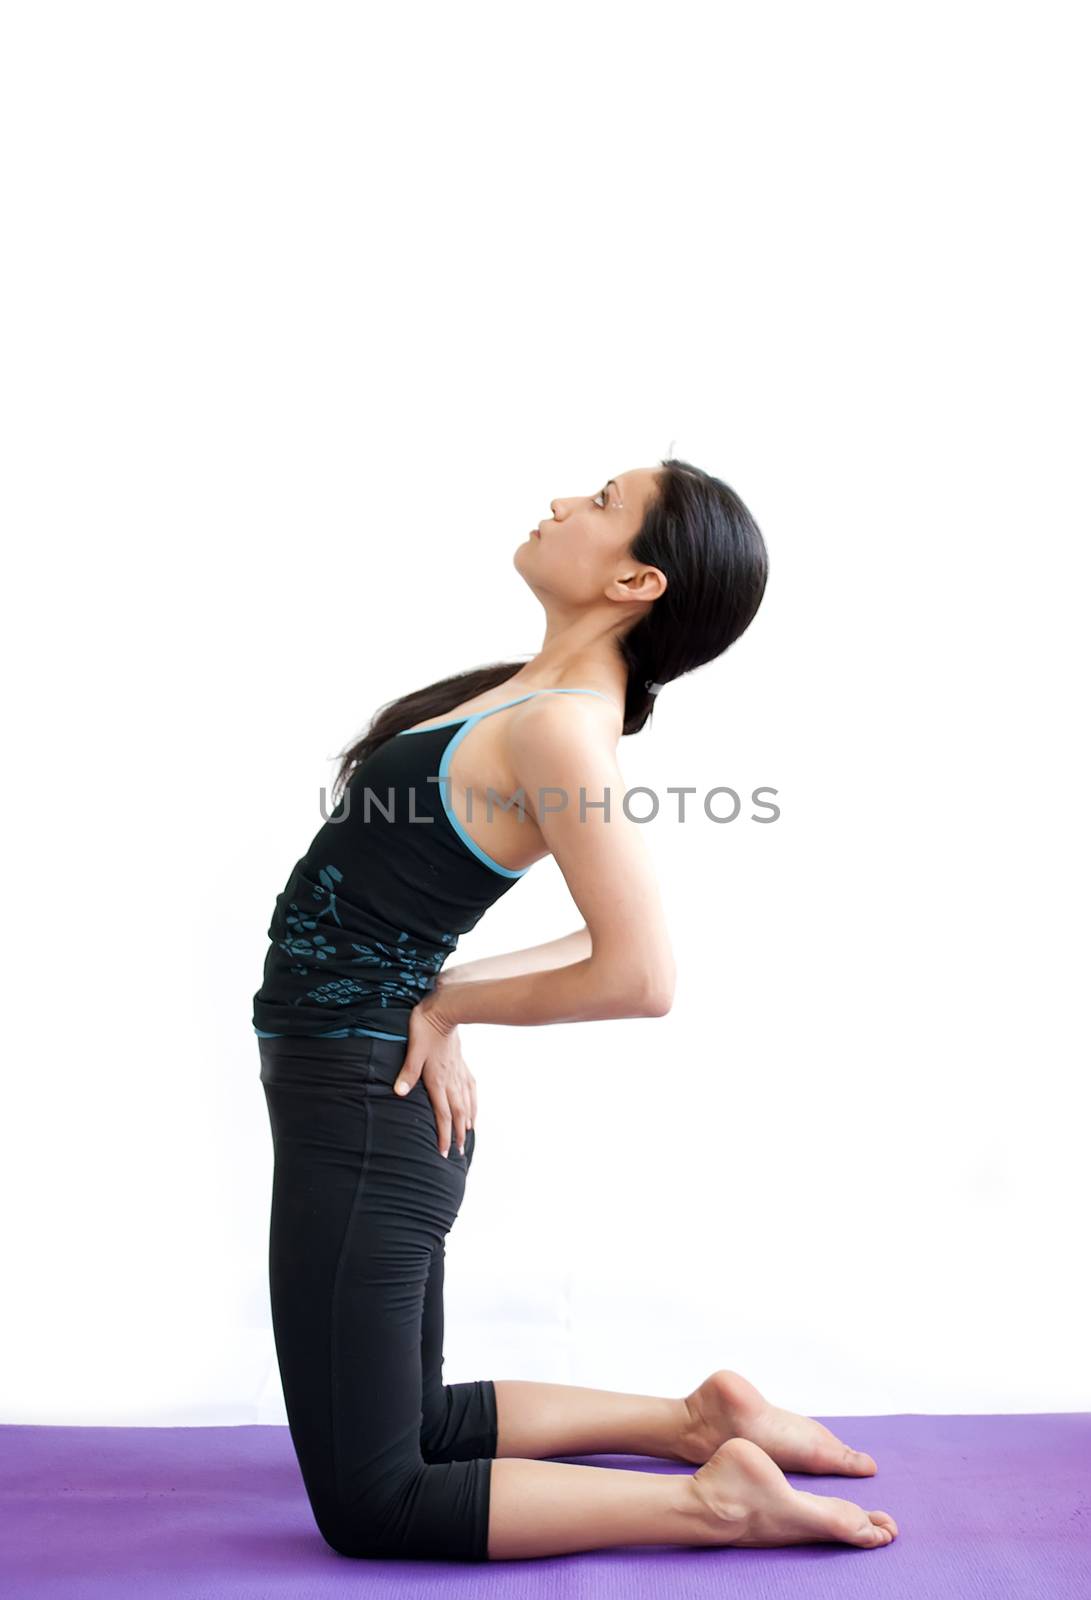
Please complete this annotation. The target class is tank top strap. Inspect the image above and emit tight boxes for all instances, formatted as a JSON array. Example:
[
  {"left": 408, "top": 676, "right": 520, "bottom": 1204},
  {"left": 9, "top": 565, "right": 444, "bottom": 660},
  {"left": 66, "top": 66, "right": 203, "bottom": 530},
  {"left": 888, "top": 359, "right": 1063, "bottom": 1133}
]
[
  {"left": 540, "top": 687, "right": 615, "bottom": 705},
  {"left": 473, "top": 686, "right": 614, "bottom": 722}
]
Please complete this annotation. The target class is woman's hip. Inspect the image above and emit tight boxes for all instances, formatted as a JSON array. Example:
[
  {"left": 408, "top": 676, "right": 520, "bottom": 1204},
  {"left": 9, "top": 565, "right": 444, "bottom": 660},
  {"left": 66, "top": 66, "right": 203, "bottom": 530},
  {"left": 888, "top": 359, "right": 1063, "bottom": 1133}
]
[{"left": 258, "top": 1032, "right": 474, "bottom": 1238}]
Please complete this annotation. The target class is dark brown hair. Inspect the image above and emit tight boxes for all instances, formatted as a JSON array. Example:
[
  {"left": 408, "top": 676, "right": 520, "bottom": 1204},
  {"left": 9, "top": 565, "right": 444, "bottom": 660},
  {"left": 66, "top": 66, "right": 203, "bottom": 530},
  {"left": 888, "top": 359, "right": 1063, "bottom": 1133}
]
[{"left": 330, "top": 456, "right": 768, "bottom": 805}]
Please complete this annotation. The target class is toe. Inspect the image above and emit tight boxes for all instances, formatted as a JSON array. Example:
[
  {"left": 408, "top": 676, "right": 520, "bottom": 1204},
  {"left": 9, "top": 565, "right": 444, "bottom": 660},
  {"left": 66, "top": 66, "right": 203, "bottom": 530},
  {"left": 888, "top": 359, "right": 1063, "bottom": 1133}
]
[
  {"left": 822, "top": 1496, "right": 898, "bottom": 1548},
  {"left": 842, "top": 1515, "right": 886, "bottom": 1547},
  {"left": 856, "top": 1515, "right": 894, "bottom": 1547},
  {"left": 843, "top": 1446, "right": 877, "bottom": 1474}
]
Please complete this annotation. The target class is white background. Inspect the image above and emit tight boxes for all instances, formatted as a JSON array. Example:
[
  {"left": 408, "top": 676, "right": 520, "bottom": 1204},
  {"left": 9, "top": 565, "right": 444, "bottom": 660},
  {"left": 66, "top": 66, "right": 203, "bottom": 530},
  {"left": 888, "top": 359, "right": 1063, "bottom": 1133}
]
[{"left": 3, "top": 1, "right": 1088, "bottom": 1426}]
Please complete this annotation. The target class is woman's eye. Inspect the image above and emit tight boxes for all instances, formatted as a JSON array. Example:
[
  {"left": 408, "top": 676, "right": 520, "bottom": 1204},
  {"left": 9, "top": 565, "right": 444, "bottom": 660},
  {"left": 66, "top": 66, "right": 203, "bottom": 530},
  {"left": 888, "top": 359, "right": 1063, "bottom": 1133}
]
[{"left": 593, "top": 489, "right": 607, "bottom": 508}]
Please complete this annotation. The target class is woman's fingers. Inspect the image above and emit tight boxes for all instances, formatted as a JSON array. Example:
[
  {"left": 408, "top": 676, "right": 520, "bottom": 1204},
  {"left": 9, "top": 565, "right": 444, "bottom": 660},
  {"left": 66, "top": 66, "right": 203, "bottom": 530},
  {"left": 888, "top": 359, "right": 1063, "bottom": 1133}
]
[
  {"left": 394, "top": 1055, "right": 421, "bottom": 1097},
  {"left": 433, "top": 1094, "right": 471, "bottom": 1158},
  {"left": 398, "top": 1006, "right": 474, "bottom": 1157},
  {"left": 433, "top": 1093, "right": 453, "bottom": 1157}
]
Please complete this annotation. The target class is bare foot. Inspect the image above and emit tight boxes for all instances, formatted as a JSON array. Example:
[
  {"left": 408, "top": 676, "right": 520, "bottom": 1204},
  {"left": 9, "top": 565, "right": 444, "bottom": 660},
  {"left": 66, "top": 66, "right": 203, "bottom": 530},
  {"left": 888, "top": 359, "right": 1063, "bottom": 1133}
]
[
  {"left": 689, "top": 1436, "right": 898, "bottom": 1548},
  {"left": 680, "top": 1368, "right": 878, "bottom": 1476}
]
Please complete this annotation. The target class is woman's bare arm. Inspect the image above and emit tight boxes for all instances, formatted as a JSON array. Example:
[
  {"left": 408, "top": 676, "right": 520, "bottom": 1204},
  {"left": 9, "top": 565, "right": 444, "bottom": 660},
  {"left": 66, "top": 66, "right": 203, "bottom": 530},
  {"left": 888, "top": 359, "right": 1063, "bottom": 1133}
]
[
  {"left": 424, "top": 955, "right": 667, "bottom": 1031},
  {"left": 418, "top": 696, "right": 675, "bottom": 1033},
  {"left": 438, "top": 926, "right": 592, "bottom": 986}
]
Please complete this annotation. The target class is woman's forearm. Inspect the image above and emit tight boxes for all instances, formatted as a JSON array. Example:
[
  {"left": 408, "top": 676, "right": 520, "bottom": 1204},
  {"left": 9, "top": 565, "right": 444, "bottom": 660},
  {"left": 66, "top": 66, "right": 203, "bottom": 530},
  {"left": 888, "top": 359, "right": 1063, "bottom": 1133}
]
[
  {"left": 423, "top": 954, "right": 667, "bottom": 1031},
  {"left": 440, "top": 926, "right": 593, "bottom": 985}
]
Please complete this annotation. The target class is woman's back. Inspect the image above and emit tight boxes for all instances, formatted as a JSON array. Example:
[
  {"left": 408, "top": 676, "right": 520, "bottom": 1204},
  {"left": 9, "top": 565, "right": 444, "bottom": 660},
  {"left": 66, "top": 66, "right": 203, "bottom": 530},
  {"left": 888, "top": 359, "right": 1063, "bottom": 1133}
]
[{"left": 251, "top": 686, "right": 616, "bottom": 1043}]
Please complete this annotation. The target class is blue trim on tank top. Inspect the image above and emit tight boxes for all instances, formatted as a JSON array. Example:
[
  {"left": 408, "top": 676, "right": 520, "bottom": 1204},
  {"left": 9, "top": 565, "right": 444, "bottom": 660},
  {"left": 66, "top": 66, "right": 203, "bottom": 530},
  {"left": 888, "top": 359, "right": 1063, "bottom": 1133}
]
[
  {"left": 396, "top": 687, "right": 615, "bottom": 880},
  {"left": 254, "top": 1024, "right": 410, "bottom": 1042}
]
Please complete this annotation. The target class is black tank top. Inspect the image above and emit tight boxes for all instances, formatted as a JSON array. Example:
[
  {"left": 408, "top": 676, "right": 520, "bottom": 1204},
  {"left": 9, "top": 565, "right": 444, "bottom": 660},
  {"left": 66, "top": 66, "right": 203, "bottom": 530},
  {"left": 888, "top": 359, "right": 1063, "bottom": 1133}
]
[{"left": 252, "top": 687, "right": 614, "bottom": 1043}]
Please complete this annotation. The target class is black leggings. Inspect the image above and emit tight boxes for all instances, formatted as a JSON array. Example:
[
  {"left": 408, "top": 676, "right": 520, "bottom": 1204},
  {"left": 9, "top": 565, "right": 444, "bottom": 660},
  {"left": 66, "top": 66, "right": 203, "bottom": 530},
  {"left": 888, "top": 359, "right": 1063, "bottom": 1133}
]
[{"left": 258, "top": 1031, "right": 497, "bottom": 1563}]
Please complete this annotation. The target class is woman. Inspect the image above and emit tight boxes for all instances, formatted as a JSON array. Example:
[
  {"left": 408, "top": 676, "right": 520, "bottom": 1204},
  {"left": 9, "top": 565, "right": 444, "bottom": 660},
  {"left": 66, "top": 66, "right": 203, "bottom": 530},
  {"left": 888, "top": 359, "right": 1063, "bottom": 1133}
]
[{"left": 253, "top": 456, "right": 899, "bottom": 1563}]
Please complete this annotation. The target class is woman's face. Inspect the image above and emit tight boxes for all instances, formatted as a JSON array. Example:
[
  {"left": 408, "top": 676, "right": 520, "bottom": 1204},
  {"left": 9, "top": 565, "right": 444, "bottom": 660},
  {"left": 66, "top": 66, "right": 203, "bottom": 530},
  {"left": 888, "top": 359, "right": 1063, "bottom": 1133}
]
[{"left": 515, "top": 466, "right": 663, "bottom": 606}]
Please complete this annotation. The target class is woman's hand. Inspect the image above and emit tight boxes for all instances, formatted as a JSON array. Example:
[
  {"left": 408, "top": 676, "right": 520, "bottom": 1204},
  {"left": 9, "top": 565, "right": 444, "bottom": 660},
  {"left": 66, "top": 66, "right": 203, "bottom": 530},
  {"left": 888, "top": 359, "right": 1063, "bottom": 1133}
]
[{"left": 394, "top": 995, "right": 477, "bottom": 1158}]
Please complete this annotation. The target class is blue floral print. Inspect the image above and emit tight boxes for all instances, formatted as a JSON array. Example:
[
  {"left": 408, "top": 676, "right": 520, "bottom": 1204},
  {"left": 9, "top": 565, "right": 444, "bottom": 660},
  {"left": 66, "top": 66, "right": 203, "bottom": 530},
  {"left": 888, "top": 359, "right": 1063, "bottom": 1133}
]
[{"left": 275, "top": 863, "right": 458, "bottom": 1011}]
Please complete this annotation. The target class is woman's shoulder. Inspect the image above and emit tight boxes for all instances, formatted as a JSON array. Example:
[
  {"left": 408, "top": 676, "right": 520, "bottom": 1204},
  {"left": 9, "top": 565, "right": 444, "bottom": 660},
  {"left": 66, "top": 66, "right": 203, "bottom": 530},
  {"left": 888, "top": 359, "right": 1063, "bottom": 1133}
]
[
  {"left": 502, "top": 691, "right": 624, "bottom": 800},
  {"left": 507, "top": 687, "right": 622, "bottom": 741}
]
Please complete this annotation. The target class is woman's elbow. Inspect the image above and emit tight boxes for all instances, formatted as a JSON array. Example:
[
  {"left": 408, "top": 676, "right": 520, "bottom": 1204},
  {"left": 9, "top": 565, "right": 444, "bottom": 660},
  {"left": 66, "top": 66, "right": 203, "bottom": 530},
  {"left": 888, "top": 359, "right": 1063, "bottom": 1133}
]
[
  {"left": 630, "top": 964, "right": 676, "bottom": 1017},
  {"left": 641, "top": 978, "right": 675, "bottom": 1017},
  {"left": 589, "top": 955, "right": 675, "bottom": 1018}
]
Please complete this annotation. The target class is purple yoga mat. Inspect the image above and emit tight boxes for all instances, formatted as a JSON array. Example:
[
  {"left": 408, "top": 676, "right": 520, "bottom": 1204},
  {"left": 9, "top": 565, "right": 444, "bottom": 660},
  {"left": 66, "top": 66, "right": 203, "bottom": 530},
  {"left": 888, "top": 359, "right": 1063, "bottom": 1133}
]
[{"left": 2, "top": 1412, "right": 1088, "bottom": 1597}]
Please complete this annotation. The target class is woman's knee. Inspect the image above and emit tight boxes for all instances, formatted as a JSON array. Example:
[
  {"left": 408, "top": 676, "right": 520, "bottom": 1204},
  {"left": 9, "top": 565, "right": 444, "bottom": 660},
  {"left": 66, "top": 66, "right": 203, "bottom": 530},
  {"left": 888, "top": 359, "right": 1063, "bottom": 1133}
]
[
  {"left": 316, "top": 1503, "right": 391, "bottom": 1561},
  {"left": 314, "top": 1463, "right": 491, "bottom": 1563},
  {"left": 320, "top": 1516, "right": 489, "bottom": 1564}
]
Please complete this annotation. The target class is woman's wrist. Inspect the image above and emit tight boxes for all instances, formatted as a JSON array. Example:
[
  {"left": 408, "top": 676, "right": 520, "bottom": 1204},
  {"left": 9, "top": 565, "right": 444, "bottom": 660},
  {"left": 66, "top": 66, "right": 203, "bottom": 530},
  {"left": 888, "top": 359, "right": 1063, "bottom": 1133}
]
[
  {"left": 435, "top": 961, "right": 480, "bottom": 987},
  {"left": 417, "top": 991, "right": 459, "bottom": 1038}
]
